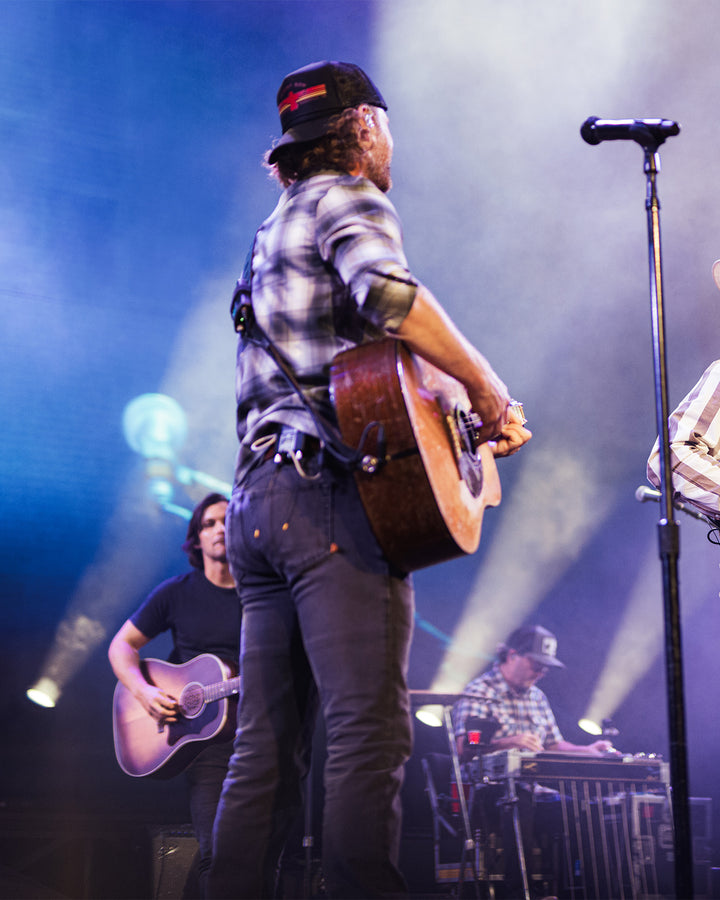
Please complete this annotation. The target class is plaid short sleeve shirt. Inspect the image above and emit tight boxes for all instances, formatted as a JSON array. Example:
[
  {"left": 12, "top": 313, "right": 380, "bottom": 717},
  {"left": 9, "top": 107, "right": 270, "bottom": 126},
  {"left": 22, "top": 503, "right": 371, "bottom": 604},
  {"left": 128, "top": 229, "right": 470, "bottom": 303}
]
[
  {"left": 451, "top": 664, "right": 563, "bottom": 748},
  {"left": 233, "top": 171, "right": 419, "bottom": 483}
]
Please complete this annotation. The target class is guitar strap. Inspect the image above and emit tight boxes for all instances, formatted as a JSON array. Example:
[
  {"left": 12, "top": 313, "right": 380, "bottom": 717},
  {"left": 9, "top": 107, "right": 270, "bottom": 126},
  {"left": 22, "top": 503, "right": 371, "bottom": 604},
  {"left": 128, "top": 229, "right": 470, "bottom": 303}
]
[{"left": 229, "top": 239, "right": 382, "bottom": 471}]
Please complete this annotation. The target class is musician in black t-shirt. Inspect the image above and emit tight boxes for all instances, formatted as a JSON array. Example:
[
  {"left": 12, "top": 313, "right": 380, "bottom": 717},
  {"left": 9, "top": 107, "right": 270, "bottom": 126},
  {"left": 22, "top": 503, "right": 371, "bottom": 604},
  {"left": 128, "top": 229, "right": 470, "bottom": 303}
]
[{"left": 109, "top": 493, "right": 239, "bottom": 898}]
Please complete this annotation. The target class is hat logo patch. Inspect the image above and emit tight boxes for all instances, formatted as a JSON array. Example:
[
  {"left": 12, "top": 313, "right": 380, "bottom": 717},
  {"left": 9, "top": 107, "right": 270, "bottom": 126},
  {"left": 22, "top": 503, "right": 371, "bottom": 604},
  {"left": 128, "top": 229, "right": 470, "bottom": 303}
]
[
  {"left": 540, "top": 636, "right": 557, "bottom": 658},
  {"left": 279, "top": 83, "right": 328, "bottom": 114}
]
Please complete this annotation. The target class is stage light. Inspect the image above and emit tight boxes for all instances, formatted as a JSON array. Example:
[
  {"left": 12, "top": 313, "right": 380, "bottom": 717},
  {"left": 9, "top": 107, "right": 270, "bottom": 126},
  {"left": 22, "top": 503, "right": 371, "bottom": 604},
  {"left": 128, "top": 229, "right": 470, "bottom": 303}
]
[
  {"left": 25, "top": 613, "right": 106, "bottom": 708},
  {"left": 578, "top": 718, "right": 602, "bottom": 735},
  {"left": 122, "top": 393, "right": 231, "bottom": 518},
  {"left": 415, "top": 706, "right": 444, "bottom": 728},
  {"left": 27, "top": 677, "right": 60, "bottom": 708},
  {"left": 123, "top": 393, "right": 188, "bottom": 509},
  {"left": 123, "top": 392, "right": 188, "bottom": 460}
]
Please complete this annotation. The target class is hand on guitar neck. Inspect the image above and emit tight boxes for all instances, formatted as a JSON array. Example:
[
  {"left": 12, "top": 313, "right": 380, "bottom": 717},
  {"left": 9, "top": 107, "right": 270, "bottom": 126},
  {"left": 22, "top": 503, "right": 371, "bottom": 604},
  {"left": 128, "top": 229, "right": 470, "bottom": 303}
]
[
  {"left": 489, "top": 400, "right": 532, "bottom": 458},
  {"left": 460, "top": 361, "right": 531, "bottom": 458},
  {"left": 392, "top": 284, "right": 531, "bottom": 456}
]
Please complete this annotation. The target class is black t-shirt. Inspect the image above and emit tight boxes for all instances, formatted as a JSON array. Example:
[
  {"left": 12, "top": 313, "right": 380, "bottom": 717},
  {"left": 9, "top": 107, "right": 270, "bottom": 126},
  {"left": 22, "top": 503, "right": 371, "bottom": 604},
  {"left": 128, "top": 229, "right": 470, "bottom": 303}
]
[{"left": 131, "top": 568, "right": 240, "bottom": 665}]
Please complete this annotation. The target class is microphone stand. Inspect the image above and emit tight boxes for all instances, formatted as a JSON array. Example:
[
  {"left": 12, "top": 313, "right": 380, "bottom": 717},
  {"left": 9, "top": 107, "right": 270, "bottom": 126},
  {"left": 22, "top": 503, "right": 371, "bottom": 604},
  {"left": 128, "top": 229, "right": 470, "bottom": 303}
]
[{"left": 642, "top": 134, "right": 693, "bottom": 900}]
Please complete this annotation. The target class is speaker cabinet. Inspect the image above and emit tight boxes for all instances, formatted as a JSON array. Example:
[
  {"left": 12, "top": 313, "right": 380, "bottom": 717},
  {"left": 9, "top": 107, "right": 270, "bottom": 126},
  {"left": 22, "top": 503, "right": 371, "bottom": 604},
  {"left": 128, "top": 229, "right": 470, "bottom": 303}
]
[
  {"left": 630, "top": 795, "right": 712, "bottom": 898},
  {"left": 149, "top": 825, "right": 200, "bottom": 900}
]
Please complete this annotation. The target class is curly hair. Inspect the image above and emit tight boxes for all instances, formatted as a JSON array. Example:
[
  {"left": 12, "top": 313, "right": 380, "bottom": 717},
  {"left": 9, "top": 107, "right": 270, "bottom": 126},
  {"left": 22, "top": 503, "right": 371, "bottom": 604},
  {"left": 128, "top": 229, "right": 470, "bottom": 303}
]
[
  {"left": 266, "top": 107, "right": 370, "bottom": 187},
  {"left": 181, "top": 492, "right": 228, "bottom": 570}
]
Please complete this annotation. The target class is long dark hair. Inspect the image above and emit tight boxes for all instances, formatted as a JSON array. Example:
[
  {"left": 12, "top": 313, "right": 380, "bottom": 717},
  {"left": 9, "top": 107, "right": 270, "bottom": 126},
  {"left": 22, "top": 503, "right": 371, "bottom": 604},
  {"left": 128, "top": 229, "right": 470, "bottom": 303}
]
[{"left": 181, "top": 493, "right": 228, "bottom": 570}]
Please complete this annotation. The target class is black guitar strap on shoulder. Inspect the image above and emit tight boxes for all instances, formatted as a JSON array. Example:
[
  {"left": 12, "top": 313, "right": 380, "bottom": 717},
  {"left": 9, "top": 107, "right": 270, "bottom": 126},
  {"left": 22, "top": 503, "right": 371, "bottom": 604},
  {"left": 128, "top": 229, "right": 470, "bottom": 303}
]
[{"left": 229, "top": 238, "right": 385, "bottom": 473}]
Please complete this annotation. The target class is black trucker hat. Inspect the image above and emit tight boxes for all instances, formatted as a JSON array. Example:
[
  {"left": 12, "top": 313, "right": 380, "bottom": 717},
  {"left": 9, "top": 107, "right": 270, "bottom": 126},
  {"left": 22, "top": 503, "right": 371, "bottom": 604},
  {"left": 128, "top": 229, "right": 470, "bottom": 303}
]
[
  {"left": 506, "top": 625, "right": 566, "bottom": 669},
  {"left": 267, "top": 60, "right": 387, "bottom": 164}
]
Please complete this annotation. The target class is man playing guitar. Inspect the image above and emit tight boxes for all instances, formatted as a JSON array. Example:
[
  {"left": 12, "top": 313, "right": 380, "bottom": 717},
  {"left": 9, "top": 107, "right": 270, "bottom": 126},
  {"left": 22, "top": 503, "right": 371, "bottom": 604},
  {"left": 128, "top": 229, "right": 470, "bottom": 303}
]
[{"left": 108, "top": 493, "right": 238, "bottom": 897}]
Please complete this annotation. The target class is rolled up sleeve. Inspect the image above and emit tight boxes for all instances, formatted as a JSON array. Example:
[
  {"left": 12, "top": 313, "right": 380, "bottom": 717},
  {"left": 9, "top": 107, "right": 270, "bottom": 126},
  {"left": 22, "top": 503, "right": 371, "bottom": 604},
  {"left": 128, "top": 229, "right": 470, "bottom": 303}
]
[{"left": 316, "top": 180, "right": 419, "bottom": 332}]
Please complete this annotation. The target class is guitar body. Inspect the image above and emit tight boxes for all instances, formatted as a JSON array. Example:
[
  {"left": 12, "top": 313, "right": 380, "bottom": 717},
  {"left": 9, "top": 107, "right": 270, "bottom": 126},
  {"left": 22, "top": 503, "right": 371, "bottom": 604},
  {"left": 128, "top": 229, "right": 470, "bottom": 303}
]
[
  {"left": 330, "top": 339, "right": 501, "bottom": 572},
  {"left": 112, "top": 654, "right": 238, "bottom": 779}
]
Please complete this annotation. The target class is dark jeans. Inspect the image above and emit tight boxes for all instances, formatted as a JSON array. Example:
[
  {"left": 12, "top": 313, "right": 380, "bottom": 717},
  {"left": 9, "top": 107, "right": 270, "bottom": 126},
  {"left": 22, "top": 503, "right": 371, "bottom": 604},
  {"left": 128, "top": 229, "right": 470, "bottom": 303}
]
[
  {"left": 208, "top": 456, "right": 414, "bottom": 899},
  {"left": 184, "top": 741, "right": 234, "bottom": 898}
]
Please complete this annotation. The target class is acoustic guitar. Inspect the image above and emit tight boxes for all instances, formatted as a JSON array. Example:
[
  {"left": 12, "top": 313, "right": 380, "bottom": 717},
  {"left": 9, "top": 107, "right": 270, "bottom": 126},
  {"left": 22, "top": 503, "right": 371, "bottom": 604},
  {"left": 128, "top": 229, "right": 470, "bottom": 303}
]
[
  {"left": 331, "top": 339, "right": 522, "bottom": 572},
  {"left": 112, "top": 653, "right": 240, "bottom": 779}
]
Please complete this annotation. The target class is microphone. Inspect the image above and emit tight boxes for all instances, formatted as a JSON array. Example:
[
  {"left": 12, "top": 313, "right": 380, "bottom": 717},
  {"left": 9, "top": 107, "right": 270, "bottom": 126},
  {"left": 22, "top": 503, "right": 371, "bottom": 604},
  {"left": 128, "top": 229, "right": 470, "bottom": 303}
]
[
  {"left": 581, "top": 117, "right": 680, "bottom": 148},
  {"left": 635, "top": 484, "right": 715, "bottom": 523}
]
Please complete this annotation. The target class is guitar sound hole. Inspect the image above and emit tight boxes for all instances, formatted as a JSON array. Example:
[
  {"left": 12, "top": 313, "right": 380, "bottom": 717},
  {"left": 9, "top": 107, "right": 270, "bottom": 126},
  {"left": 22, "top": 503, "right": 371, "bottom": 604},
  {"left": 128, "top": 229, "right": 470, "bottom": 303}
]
[{"left": 178, "top": 682, "right": 205, "bottom": 718}]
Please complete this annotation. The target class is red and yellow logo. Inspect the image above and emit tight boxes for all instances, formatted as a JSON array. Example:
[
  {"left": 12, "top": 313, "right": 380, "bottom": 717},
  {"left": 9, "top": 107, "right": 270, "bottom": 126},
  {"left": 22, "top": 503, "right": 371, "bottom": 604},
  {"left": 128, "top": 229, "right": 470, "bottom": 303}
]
[{"left": 279, "top": 83, "right": 328, "bottom": 115}]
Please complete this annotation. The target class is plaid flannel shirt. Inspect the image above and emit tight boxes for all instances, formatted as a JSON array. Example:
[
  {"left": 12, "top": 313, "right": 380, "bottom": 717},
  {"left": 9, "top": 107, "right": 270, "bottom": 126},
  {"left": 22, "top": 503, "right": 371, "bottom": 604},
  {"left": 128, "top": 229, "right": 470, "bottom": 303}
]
[
  {"left": 232, "top": 171, "right": 418, "bottom": 484},
  {"left": 647, "top": 360, "right": 720, "bottom": 519},
  {"left": 451, "top": 664, "right": 563, "bottom": 748}
]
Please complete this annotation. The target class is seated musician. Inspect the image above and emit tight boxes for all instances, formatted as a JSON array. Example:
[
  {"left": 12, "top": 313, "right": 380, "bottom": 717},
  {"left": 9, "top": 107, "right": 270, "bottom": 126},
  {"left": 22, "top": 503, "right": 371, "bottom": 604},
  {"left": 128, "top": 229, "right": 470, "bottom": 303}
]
[
  {"left": 452, "top": 624, "right": 613, "bottom": 761},
  {"left": 451, "top": 624, "right": 614, "bottom": 898}
]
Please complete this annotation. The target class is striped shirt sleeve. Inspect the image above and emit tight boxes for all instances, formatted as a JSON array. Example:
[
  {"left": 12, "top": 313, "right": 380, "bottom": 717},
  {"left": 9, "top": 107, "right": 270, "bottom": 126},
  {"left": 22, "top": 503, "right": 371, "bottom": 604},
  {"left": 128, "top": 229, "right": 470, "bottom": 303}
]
[{"left": 647, "top": 360, "right": 720, "bottom": 517}]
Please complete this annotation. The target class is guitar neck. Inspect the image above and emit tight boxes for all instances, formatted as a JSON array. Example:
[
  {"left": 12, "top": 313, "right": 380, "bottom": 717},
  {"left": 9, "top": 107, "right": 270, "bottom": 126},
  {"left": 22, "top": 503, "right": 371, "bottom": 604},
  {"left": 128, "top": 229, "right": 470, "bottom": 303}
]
[{"left": 204, "top": 676, "right": 241, "bottom": 704}]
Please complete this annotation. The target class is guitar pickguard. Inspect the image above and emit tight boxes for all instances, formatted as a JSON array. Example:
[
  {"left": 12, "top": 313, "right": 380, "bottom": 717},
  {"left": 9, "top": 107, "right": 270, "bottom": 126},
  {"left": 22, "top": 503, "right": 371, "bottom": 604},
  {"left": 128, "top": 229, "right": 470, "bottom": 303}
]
[{"left": 446, "top": 406, "right": 484, "bottom": 499}]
